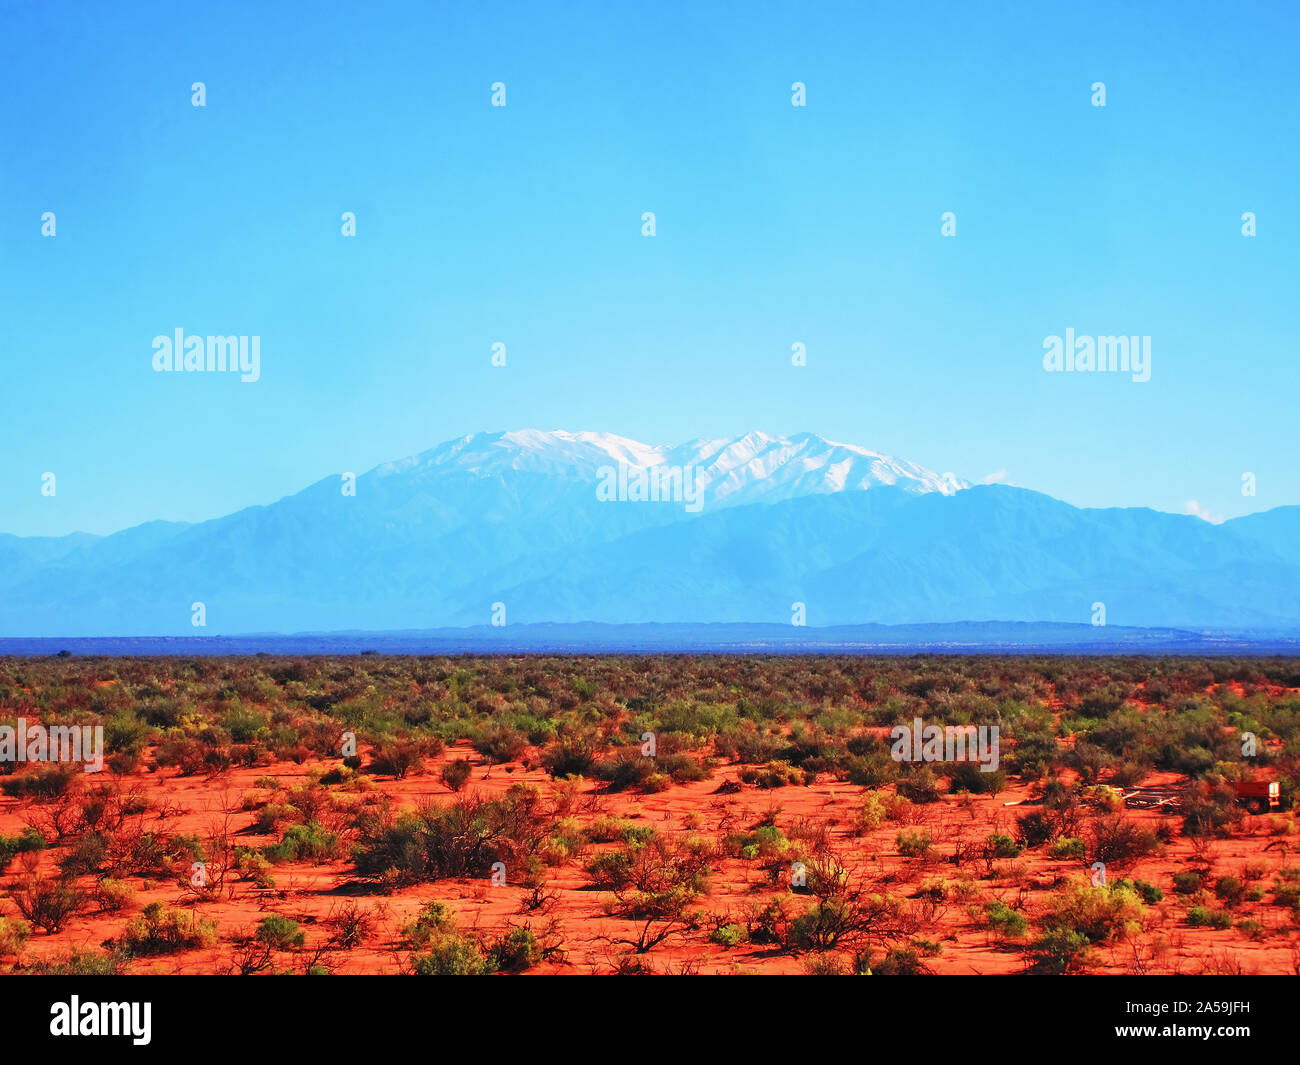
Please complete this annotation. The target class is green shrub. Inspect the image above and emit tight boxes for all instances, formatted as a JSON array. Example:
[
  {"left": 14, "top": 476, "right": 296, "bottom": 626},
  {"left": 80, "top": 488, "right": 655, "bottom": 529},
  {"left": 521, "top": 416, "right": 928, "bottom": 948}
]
[
  {"left": 1027, "top": 928, "right": 1090, "bottom": 973},
  {"left": 1016, "top": 811, "right": 1058, "bottom": 848},
  {"left": 234, "top": 848, "right": 276, "bottom": 887},
  {"left": 786, "top": 892, "right": 904, "bottom": 953},
  {"left": 845, "top": 752, "right": 896, "bottom": 788},
  {"left": 0, "top": 828, "right": 45, "bottom": 873},
  {"left": 947, "top": 763, "right": 1006, "bottom": 795},
  {"left": 585, "top": 816, "right": 653, "bottom": 845},
  {"left": 402, "top": 902, "right": 458, "bottom": 949},
  {"left": 0, "top": 915, "right": 30, "bottom": 957},
  {"left": 120, "top": 902, "right": 218, "bottom": 955},
  {"left": 1214, "top": 876, "right": 1245, "bottom": 906},
  {"left": 412, "top": 932, "right": 494, "bottom": 975},
  {"left": 789, "top": 898, "right": 853, "bottom": 950},
  {"left": 489, "top": 925, "right": 543, "bottom": 972},
  {"left": 1186, "top": 906, "right": 1233, "bottom": 930},
  {"left": 1133, "top": 879, "right": 1164, "bottom": 905},
  {"left": 1047, "top": 837, "right": 1086, "bottom": 860},
  {"left": 541, "top": 736, "right": 599, "bottom": 778},
  {"left": 1272, "top": 876, "right": 1300, "bottom": 910},
  {"left": 985, "top": 834, "right": 1021, "bottom": 859},
  {"left": 256, "top": 914, "right": 305, "bottom": 950},
  {"left": 1237, "top": 918, "right": 1265, "bottom": 940},
  {"left": 472, "top": 726, "right": 528, "bottom": 765},
  {"left": 59, "top": 832, "right": 109, "bottom": 877},
  {"left": 23, "top": 948, "right": 125, "bottom": 975},
  {"left": 657, "top": 752, "right": 710, "bottom": 784},
  {"left": 896, "top": 830, "right": 933, "bottom": 859},
  {"left": 1039, "top": 881, "right": 1144, "bottom": 944},
  {"left": 223, "top": 704, "right": 268, "bottom": 743},
  {"left": 853, "top": 792, "right": 886, "bottom": 833},
  {"left": 738, "top": 760, "right": 807, "bottom": 789},
  {"left": 103, "top": 710, "right": 150, "bottom": 755},
  {"left": 264, "top": 820, "right": 341, "bottom": 863},
  {"left": 93, "top": 878, "right": 136, "bottom": 913},
  {"left": 985, "top": 901, "right": 1028, "bottom": 940},
  {"left": 724, "top": 824, "right": 790, "bottom": 860},
  {"left": 711, "top": 922, "right": 745, "bottom": 947}
]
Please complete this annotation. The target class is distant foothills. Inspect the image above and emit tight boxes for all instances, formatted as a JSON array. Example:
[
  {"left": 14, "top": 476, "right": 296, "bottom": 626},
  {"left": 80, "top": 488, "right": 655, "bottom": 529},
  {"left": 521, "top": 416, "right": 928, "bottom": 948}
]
[
  {"left": 3, "top": 623, "right": 1300, "bottom": 658},
  {"left": 2, "top": 430, "right": 1298, "bottom": 641}
]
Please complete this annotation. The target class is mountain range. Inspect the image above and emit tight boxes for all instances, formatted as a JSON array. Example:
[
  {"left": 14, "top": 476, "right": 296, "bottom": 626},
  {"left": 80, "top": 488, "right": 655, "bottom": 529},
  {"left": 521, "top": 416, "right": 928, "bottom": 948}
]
[{"left": 2, "top": 429, "right": 1298, "bottom": 638}]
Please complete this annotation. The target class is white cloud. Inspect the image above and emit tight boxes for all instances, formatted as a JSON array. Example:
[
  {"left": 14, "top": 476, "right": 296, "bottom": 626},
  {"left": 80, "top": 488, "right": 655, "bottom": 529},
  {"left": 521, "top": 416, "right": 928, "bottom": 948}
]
[{"left": 979, "top": 469, "right": 1010, "bottom": 485}]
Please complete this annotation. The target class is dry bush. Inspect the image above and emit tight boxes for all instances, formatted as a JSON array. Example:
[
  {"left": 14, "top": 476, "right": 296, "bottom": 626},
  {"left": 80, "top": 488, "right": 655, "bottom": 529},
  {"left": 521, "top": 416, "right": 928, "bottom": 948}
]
[{"left": 10, "top": 874, "right": 84, "bottom": 934}]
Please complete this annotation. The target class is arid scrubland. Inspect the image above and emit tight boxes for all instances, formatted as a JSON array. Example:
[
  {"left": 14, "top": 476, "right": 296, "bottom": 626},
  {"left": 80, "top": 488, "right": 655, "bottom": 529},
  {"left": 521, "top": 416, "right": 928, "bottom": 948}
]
[{"left": 1, "top": 654, "right": 1298, "bottom": 975}]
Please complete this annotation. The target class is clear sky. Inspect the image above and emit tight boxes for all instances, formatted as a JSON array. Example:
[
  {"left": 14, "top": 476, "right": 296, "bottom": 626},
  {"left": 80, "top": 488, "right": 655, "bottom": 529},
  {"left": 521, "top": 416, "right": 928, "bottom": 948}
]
[{"left": 2, "top": 0, "right": 1296, "bottom": 537}]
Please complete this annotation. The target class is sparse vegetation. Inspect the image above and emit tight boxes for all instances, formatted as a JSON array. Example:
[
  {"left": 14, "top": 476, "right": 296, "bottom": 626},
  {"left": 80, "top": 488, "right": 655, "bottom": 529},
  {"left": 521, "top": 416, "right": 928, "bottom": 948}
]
[
  {"left": 118, "top": 902, "right": 218, "bottom": 956},
  {"left": 0, "top": 653, "right": 1296, "bottom": 974}
]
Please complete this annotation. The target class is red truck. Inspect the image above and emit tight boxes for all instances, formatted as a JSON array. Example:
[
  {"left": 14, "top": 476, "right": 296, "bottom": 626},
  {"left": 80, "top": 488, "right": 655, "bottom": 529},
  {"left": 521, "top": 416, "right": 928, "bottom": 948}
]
[{"left": 1235, "top": 779, "right": 1281, "bottom": 814}]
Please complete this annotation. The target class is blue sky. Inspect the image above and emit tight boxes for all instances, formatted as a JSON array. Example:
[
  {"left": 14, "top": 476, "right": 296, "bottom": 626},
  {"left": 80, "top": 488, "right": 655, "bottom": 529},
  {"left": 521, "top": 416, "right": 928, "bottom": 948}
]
[{"left": 2, "top": 0, "right": 1296, "bottom": 537}]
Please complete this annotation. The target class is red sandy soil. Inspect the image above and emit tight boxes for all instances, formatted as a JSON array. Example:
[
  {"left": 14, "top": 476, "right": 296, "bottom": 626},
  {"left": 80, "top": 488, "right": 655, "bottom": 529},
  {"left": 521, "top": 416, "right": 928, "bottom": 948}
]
[{"left": 3, "top": 742, "right": 1297, "bottom": 975}]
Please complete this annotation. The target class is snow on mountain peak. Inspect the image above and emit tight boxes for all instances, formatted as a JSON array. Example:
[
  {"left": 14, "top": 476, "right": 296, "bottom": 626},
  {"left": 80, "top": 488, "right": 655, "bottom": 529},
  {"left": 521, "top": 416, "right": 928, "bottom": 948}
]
[{"left": 376, "top": 429, "right": 966, "bottom": 507}]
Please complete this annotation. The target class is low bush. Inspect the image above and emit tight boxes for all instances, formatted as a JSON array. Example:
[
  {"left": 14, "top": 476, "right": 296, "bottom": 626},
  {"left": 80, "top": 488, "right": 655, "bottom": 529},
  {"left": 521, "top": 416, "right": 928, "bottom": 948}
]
[
  {"left": 540, "top": 736, "right": 599, "bottom": 778},
  {"left": 711, "top": 922, "right": 745, "bottom": 947},
  {"left": 0, "top": 915, "right": 30, "bottom": 958},
  {"left": 0, "top": 828, "right": 46, "bottom": 873},
  {"left": 1038, "top": 881, "right": 1144, "bottom": 944},
  {"left": 412, "top": 932, "right": 494, "bottom": 975},
  {"left": 401, "top": 901, "right": 457, "bottom": 949},
  {"left": 1026, "top": 927, "right": 1090, "bottom": 974},
  {"left": 1047, "top": 837, "right": 1086, "bottom": 860},
  {"left": 354, "top": 785, "right": 551, "bottom": 885},
  {"left": 985, "top": 901, "right": 1028, "bottom": 940},
  {"left": 440, "top": 759, "right": 474, "bottom": 792},
  {"left": 323, "top": 903, "right": 375, "bottom": 951},
  {"left": 0, "top": 764, "right": 78, "bottom": 800},
  {"left": 1089, "top": 814, "right": 1160, "bottom": 868},
  {"left": 369, "top": 736, "right": 442, "bottom": 779},
  {"left": 256, "top": 914, "right": 305, "bottom": 950},
  {"left": 895, "top": 768, "right": 944, "bottom": 804},
  {"left": 10, "top": 876, "right": 83, "bottom": 934},
  {"left": 263, "top": 820, "right": 342, "bottom": 863},
  {"left": 738, "top": 761, "right": 808, "bottom": 789},
  {"left": 120, "top": 902, "right": 218, "bottom": 955},
  {"left": 472, "top": 727, "right": 528, "bottom": 766},
  {"left": 870, "top": 946, "right": 931, "bottom": 975},
  {"left": 896, "top": 830, "right": 932, "bottom": 859},
  {"left": 93, "top": 878, "right": 136, "bottom": 913},
  {"left": 1214, "top": 876, "right": 1245, "bottom": 906},
  {"left": 984, "top": 834, "right": 1021, "bottom": 859},
  {"left": 853, "top": 792, "right": 886, "bottom": 834},
  {"left": 23, "top": 948, "right": 125, "bottom": 975},
  {"left": 1186, "top": 906, "right": 1233, "bottom": 930},
  {"left": 489, "top": 925, "right": 545, "bottom": 972}
]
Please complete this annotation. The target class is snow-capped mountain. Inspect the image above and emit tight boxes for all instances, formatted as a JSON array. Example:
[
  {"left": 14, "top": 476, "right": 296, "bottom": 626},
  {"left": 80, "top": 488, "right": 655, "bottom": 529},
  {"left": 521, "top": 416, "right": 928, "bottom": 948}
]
[
  {"left": 380, "top": 429, "right": 966, "bottom": 509},
  {"left": 1, "top": 429, "right": 1298, "bottom": 637}
]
